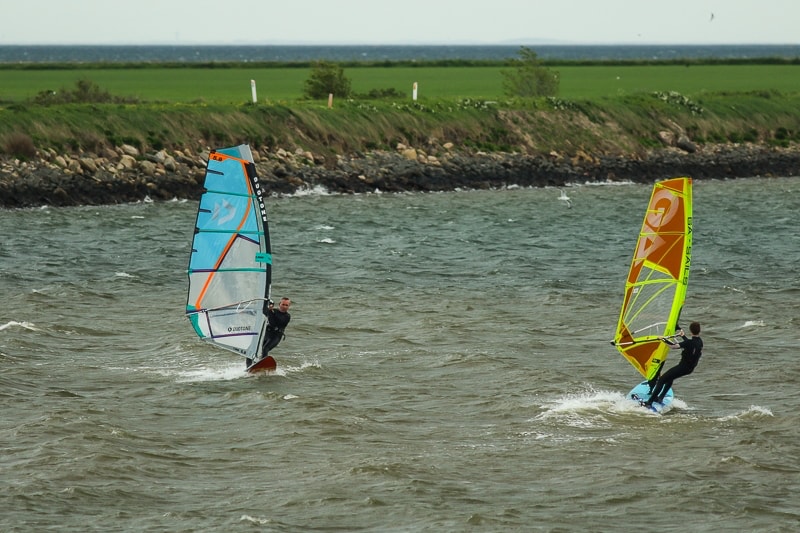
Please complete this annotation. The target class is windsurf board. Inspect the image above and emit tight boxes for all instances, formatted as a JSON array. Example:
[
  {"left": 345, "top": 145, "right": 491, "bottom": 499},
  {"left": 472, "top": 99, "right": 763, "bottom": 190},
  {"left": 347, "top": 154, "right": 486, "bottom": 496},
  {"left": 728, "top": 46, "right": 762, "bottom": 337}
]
[
  {"left": 246, "top": 355, "right": 277, "bottom": 374},
  {"left": 628, "top": 380, "right": 674, "bottom": 414}
]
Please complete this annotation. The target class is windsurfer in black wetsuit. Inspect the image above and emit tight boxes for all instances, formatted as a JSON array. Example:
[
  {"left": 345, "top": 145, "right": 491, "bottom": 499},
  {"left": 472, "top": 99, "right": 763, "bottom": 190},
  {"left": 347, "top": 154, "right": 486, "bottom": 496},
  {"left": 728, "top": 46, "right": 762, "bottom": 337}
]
[
  {"left": 246, "top": 297, "right": 291, "bottom": 368},
  {"left": 644, "top": 322, "right": 703, "bottom": 406}
]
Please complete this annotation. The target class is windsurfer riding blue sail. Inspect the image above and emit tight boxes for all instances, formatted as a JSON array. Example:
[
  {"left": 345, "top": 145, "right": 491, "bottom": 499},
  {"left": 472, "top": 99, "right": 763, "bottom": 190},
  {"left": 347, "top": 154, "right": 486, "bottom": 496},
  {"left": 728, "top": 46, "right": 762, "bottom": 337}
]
[{"left": 186, "top": 144, "right": 287, "bottom": 372}]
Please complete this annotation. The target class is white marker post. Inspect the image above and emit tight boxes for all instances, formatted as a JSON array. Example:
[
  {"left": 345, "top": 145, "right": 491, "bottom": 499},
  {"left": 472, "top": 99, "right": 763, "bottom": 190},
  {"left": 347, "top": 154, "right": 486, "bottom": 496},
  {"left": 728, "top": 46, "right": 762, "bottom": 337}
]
[
  {"left": 412, "top": 82, "right": 418, "bottom": 101},
  {"left": 250, "top": 80, "right": 257, "bottom": 104},
  {"left": 328, "top": 93, "right": 333, "bottom": 109}
]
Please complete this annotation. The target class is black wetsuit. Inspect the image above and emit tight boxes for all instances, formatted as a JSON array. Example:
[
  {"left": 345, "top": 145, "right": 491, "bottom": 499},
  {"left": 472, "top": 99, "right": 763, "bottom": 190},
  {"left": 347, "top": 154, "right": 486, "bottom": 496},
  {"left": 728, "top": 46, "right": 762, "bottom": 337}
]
[
  {"left": 246, "top": 306, "right": 291, "bottom": 367},
  {"left": 648, "top": 335, "right": 703, "bottom": 404},
  {"left": 262, "top": 307, "right": 290, "bottom": 354}
]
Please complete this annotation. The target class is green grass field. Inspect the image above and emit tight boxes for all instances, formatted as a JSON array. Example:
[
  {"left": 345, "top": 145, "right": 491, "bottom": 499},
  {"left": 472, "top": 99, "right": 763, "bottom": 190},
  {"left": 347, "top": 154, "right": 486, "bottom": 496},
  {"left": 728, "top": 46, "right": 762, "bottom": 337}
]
[{"left": 2, "top": 64, "right": 799, "bottom": 103}]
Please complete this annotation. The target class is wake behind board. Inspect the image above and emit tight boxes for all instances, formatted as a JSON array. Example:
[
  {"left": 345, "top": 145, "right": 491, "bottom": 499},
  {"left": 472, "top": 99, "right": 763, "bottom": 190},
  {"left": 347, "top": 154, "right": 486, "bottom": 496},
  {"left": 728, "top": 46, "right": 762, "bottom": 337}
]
[
  {"left": 628, "top": 380, "right": 674, "bottom": 414},
  {"left": 246, "top": 355, "right": 277, "bottom": 374}
]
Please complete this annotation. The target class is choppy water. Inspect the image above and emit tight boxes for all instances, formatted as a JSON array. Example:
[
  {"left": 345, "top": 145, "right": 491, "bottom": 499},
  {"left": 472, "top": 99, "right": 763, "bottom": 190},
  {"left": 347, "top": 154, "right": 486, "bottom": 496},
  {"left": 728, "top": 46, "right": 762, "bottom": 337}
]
[{"left": 2, "top": 177, "right": 799, "bottom": 531}]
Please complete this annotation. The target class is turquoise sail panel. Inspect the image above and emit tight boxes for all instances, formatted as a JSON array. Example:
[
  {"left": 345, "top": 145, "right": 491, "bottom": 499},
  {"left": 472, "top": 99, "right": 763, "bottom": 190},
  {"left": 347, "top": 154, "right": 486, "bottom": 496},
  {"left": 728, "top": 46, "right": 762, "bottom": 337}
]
[{"left": 186, "top": 145, "right": 272, "bottom": 358}]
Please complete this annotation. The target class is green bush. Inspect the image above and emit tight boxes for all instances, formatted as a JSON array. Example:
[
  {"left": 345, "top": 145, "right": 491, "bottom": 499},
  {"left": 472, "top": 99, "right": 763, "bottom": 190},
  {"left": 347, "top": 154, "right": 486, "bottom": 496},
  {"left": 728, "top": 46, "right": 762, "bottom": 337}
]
[
  {"left": 303, "top": 61, "right": 352, "bottom": 100},
  {"left": 32, "top": 79, "right": 138, "bottom": 105},
  {"left": 501, "top": 47, "right": 560, "bottom": 97},
  {"left": 359, "top": 87, "right": 404, "bottom": 99}
]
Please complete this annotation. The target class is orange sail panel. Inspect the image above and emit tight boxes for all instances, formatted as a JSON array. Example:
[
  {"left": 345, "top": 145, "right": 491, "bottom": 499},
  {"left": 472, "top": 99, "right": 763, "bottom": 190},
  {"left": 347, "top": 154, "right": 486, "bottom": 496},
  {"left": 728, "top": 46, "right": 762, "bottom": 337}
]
[{"left": 613, "top": 177, "right": 692, "bottom": 380}]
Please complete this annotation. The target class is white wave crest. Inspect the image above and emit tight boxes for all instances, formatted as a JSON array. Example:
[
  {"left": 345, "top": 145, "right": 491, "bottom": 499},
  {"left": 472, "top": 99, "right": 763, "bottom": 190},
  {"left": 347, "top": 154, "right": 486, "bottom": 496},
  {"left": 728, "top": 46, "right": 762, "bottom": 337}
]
[
  {"left": 0, "top": 321, "right": 38, "bottom": 331},
  {"left": 288, "top": 185, "right": 331, "bottom": 197},
  {"left": 719, "top": 405, "right": 773, "bottom": 421}
]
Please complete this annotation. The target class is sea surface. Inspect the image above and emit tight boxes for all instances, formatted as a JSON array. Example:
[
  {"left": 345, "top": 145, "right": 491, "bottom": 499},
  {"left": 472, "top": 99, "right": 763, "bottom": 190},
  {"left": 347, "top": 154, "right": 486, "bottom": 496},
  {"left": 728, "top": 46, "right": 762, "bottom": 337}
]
[
  {"left": 2, "top": 177, "right": 799, "bottom": 531},
  {"left": 1, "top": 44, "right": 799, "bottom": 63}
]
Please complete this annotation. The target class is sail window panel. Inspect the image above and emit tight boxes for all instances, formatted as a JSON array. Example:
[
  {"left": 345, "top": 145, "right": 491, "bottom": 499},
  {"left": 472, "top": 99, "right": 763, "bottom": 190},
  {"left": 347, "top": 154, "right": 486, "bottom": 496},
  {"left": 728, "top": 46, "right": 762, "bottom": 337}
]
[
  {"left": 205, "top": 306, "right": 261, "bottom": 354},
  {"left": 631, "top": 262, "right": 673, "bottom": 286},
  {"left": 623, "top": 280, "right": 677, "bottom": 340},
  {"left": 187, "top": 271, "right": 213, "bottom": 309},
  {"left": 188, "top": 270, "right": 264, "bottom": 310}
]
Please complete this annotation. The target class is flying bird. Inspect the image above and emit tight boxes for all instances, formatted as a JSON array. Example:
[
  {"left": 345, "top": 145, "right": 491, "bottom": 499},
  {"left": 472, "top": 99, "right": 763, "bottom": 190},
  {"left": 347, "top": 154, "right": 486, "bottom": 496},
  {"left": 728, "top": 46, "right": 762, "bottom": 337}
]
[
  {"left": 558, "top": 189, "right": 572, "bottom": 209},
  {"left": 709, "top": 12, "right": 714, "bottom": 22}
]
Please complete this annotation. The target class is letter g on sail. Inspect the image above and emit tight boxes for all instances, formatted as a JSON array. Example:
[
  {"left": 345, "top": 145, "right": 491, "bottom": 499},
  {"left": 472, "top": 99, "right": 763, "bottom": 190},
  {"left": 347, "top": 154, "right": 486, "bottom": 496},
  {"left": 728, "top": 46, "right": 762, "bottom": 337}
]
[{"left": 645, "top": 188, "right": 679, "bottom": 230}]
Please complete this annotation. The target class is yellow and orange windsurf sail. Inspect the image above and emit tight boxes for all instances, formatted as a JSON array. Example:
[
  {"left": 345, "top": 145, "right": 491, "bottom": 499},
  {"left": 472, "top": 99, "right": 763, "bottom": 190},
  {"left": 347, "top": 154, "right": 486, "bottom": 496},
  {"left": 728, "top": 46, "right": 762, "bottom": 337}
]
[{"left": 613, "top": 177, "right": 692, "bottom": 380}]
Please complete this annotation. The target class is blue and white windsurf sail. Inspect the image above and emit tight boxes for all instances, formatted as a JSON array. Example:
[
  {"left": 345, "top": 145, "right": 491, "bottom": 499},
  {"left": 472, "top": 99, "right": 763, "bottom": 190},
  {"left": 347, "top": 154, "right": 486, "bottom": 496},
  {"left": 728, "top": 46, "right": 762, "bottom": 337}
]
[{"left": 186, "top": 145, "right": 271, "bottom": 359}]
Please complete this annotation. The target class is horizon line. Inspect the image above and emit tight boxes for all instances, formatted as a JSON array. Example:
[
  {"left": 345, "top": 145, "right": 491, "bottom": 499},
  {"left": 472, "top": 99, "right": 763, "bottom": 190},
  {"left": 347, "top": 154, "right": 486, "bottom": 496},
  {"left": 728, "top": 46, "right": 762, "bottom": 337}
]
[{"left": 2, "top": 41, "right": 799, "bottom": 47}]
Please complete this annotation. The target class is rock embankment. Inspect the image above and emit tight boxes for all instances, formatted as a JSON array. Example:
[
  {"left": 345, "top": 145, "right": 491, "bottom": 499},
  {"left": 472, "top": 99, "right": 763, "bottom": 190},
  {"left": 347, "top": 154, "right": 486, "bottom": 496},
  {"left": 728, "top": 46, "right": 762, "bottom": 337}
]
[{"left": 1, "top": 142, "right": 799, "bottom": 208}]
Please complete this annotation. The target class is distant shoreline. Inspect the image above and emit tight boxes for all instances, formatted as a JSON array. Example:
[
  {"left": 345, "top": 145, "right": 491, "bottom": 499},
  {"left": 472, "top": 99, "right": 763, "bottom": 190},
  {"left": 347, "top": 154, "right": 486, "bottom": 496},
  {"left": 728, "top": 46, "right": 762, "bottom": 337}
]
[{"left": 3, "top": 43, "right": 800, "bottom": 64}]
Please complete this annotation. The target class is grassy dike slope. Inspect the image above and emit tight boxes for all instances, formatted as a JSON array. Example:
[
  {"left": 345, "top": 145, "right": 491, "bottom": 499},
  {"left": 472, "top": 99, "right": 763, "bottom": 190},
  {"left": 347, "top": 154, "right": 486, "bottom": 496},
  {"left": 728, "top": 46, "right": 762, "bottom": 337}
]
[{"left": 2, "top": 91, "right": 800, "bottom": 161}]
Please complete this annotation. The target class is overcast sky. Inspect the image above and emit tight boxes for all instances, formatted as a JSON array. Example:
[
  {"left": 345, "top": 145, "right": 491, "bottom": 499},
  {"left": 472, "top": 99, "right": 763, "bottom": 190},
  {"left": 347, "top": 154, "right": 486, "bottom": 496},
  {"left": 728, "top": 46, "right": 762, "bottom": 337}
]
[{"left": 1, "top": 0, "right": 797, "bottom": 45}]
